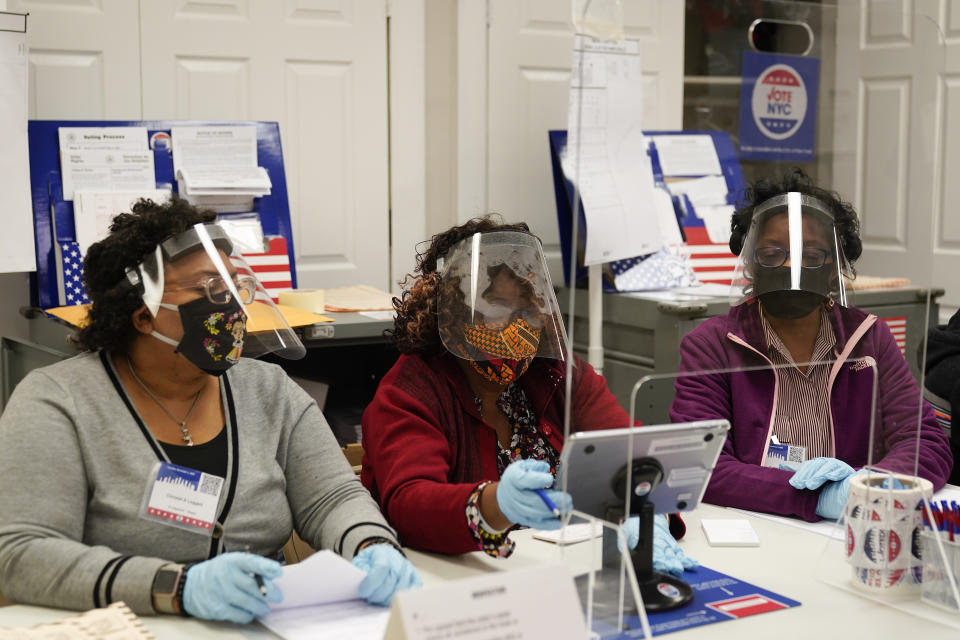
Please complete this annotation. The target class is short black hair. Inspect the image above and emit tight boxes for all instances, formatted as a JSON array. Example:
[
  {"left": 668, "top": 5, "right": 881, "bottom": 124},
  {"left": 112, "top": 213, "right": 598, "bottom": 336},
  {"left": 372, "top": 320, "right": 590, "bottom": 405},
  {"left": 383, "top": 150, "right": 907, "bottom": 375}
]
[
  {"left": 729, "top": 168, "right": 863, "bottom": 269},
  {"left": 74, "top": 198, "right": 216, "bottom": 353}
]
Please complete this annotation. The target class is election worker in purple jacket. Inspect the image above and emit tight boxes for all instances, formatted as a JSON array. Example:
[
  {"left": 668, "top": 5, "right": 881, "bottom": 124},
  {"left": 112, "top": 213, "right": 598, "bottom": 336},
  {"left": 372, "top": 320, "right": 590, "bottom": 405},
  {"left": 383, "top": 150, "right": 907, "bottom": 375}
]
[{"left": 669, "top": 170, "right": 953, "bottom": 522}]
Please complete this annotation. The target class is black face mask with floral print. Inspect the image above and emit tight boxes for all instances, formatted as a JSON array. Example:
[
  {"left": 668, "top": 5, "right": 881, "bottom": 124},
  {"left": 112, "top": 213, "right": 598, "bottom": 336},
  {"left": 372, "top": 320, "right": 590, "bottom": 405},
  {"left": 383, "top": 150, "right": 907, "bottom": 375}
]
[{"left": 172, "top": 297, "right": 247, "bottom": 376}]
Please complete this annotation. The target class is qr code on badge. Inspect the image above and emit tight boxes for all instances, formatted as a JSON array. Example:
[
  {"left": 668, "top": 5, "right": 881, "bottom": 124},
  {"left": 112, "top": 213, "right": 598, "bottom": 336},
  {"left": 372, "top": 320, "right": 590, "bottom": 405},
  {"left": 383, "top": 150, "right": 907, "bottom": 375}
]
[
  {"left": 787, "top": 448, "right": 805, "bottom": 463},
  {"left": 199, "top": 474, "right": 223, "bottom": 496}
]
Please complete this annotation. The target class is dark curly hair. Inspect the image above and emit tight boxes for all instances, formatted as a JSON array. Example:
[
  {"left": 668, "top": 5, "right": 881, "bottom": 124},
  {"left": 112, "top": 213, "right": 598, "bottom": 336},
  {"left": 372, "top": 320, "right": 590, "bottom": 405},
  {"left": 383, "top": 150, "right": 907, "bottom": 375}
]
[
  {"left": 729, "top": 168, "right": 862, "bottom": 274},
  {"left": 388, "top": 215, "right": 534, "bottom": 354},
  {"left": 74, "top": 198, "right": 216, "bottom": 353}
]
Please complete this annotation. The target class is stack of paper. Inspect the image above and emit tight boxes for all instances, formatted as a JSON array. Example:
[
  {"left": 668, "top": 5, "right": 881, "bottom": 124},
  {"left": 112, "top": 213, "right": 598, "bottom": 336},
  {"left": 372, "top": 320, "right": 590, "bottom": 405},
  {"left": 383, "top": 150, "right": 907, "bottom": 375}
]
[
  {"left": 172, "top": 126, "right": 271, "bottom": 212},
  {"left": 257, "top": 550, "right": 390, "bottom": 640}
]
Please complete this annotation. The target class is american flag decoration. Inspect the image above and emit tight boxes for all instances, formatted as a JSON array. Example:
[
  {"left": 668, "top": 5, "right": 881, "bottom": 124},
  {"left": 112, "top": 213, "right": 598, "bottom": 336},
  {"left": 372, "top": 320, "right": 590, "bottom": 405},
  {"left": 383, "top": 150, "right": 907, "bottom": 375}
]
[
  {"left": 236, "top": 237, "right": 292, "bottom": 303},
  {"left": 677, "top": 219, "right": 739, "bottom": 286},
  {"left": 881, "top": 316, "right": 907, "bottom": 357},
  {"left": 57, "top": 241, "right": 91, "bottom": 306}
]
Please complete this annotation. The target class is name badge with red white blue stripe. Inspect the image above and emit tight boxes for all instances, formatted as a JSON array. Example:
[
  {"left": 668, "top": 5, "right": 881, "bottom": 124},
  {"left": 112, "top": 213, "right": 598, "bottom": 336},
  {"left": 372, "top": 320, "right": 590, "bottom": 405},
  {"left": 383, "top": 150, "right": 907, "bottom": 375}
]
[{"left": 139, "top": 461, "right": 224, "bottom": 536}]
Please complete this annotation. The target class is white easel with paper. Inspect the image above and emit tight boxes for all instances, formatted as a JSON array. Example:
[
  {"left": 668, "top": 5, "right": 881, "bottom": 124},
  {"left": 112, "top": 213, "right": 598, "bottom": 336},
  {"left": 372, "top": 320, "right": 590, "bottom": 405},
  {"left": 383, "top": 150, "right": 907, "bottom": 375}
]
[{"left": 0, "top": 11, "right": 35, "bottom": 273}]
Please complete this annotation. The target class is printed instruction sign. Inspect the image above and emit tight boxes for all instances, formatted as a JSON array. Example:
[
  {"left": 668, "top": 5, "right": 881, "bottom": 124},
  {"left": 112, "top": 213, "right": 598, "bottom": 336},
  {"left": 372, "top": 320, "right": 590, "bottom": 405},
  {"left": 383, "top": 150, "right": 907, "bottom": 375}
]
[{"left": 738, "top": 51, "right": 820, "bottom": 161}]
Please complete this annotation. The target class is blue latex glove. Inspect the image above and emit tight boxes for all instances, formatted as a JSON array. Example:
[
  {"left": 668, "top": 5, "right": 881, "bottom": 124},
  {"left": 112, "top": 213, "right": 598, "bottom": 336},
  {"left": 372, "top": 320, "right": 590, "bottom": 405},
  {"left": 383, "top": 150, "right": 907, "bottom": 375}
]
[
  {"left": 780, "top": 457, "right": 856, "bottom": 490},
  {"left": 816, "top": 469, "right": 869, "bottom": 519},
  {"left": 621, "top": 515, "right": 698, "bottom": 577},
  {"left": 495, "top": 459, "right": 572, "bottom": 530},
  {"left": 182, "top": 552, "right": 283, "bottom": 623},
  {"left": 352, "top": 544, "right": 422, "bottom": 606}
]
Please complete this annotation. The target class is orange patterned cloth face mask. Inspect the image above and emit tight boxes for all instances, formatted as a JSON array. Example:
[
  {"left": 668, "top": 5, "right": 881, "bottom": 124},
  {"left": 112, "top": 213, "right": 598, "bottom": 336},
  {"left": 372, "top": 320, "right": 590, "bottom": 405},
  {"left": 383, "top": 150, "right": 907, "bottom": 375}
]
[{"left": 459, "top": 317, "right": 542, "bottom": 385}]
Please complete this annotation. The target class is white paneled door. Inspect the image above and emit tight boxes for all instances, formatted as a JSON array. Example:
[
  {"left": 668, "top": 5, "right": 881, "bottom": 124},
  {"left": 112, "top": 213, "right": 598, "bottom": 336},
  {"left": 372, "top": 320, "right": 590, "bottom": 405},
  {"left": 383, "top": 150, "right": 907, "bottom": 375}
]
[
  {"left": 466, "top": 0, "right": 684, "bottom": 277},
  {"left": 9, "top": 0, "right": 141, "bottom": 119},
  {"left": 832, "top": 1, "right": 945, "bottom": 304},
  {"left": 140, "top": 1, "right": 390, "bottom": 290}
]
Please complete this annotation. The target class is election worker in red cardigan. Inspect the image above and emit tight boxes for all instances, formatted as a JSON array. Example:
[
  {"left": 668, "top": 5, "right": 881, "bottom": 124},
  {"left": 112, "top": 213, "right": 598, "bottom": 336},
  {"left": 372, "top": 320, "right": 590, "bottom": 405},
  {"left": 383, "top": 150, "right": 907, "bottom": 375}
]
[
  {"left": 669, "top": 170, "right": 953, "bottom": 522},
  {"left": 360, "top": 216, "right": 696, "bottom": 576}
]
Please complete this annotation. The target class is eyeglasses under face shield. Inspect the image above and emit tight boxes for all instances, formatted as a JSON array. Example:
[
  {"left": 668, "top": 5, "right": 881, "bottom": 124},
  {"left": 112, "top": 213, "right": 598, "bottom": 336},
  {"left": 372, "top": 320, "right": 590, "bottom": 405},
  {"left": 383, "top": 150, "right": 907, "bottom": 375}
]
[
  {"left": 730, "top": 192, "right": 850, "bottom": 308},
  {"left": 436, "top": 230, "right": 568, "bottom": 361},
  {"left": 124, "top": 222, "right": 305, "bottom": 360}
]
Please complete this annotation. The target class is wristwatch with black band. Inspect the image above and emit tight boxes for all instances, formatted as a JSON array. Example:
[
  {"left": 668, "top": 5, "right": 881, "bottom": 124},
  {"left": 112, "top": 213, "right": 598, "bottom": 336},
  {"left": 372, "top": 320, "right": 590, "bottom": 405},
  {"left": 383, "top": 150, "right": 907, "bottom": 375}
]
[{"left": 151, "top": 563, "right": 187, "bottom": 616}]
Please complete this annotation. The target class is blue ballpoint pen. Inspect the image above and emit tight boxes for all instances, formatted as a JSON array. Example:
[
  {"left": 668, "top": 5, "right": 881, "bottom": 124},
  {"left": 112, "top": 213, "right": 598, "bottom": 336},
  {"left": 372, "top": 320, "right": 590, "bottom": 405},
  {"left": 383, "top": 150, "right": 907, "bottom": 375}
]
[{"left": 535, "top": 488, "right": 561, "bottom": 518}]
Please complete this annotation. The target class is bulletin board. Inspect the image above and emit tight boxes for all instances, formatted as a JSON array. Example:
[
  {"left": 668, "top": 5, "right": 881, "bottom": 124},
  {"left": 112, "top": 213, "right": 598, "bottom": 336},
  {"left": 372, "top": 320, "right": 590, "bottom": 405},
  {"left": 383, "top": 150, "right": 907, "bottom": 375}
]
[
  {"left": 548, "top": 129, "right": 746, "bottom": 291},
  {"left": 26, "top": 120, "right": 296, "bottom": 309}
]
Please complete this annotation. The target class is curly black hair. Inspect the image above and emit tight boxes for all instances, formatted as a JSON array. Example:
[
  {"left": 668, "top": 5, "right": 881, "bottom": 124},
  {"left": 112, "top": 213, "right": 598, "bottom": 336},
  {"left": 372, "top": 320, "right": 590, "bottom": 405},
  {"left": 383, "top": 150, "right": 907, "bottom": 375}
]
[
  {"left": 388, "top": 215, "right": 534, "bottom": 355},
  {"left": 74, "top": 198, "right": 216, "bottom": 353},
  {"left": 729, "top": 168, "right": 862, "bottom": 272}
]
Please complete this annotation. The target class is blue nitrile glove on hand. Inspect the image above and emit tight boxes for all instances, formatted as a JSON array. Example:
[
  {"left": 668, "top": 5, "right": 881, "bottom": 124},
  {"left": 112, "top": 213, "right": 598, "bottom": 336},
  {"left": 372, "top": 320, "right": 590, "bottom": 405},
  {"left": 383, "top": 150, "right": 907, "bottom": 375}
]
[
  {"left": 182, "top": 552, "right": 283, "bottom": 623},
  {"left": 496, "top": 458, "right": 572, "bottom": 530},
  {"left": 621, "top": 515, "right": 698, "bottom": 577},
  {"left": 352, "top": 544, "right": 422, "bottom": 606},
  {"left": 815, "top": 470, "right": 869, "bottom": 519},
  {"left": 818, "top": 474, "right": 904, "bottom": 520},
  {"left": 780, "top": 457, "right": 856, "bottom": 490}
]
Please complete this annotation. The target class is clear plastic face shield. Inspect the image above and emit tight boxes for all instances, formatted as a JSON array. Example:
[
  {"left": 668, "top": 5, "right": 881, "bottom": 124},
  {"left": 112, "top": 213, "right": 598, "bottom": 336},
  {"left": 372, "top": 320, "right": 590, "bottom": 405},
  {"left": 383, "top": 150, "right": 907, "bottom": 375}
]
[
  {"left": 730, "top": 192, "right": 849, "bottom": 315},
  {"left": 125, "top": 222, "right": 305, "bottom": 371},
  {"left": 437, "top": 231, "right": 568, "bottom": 382}
]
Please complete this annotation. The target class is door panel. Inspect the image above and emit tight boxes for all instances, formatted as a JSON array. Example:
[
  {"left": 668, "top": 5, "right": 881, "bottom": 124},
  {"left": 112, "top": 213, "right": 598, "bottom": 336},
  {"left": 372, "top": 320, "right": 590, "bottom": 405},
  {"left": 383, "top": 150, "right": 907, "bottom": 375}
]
[
  {"left": 10, "top": 0, "right": 140, "bottom": 118},
  {"left": 140, "top": 0, "right": 390, "bottom": 290}
]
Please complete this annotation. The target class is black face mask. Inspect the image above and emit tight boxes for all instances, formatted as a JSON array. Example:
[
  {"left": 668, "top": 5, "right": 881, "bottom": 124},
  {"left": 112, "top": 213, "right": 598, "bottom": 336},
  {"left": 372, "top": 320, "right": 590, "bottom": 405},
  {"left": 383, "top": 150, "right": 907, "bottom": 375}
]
[
  {"left": 753, "top": 265, "right": 833, "bottom": 320},
  {"left": 154, "top": 297, "right": 247, "bottom": 376},
  {"left": 758, "top": 290, "right": 824, "bottom": 319}
]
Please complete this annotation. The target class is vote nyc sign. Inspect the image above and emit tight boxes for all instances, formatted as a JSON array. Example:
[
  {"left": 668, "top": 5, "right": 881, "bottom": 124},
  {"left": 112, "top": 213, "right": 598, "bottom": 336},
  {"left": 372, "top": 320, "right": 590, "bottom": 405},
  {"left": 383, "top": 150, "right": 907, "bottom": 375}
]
[{"left": 738, "top": 51, "right": 820, "bottom": 161}]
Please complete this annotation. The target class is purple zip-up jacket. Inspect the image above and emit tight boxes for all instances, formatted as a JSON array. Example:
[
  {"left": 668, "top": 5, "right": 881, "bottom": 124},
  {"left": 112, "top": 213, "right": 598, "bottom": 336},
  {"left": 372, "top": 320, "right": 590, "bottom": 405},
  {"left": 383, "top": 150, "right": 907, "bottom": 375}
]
[{"left": 670, "top": 300, "right": 953, "bottom": 521}]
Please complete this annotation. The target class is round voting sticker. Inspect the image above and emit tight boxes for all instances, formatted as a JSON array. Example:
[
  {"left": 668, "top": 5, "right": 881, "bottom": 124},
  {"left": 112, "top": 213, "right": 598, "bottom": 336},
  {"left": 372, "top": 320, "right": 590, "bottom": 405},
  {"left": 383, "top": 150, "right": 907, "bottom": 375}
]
[
  {"left": 657, "top": 582, "right": 680, "bottom": 598},
  {"left": 751, "top": 64, "right": 808, "bottom": 140}
]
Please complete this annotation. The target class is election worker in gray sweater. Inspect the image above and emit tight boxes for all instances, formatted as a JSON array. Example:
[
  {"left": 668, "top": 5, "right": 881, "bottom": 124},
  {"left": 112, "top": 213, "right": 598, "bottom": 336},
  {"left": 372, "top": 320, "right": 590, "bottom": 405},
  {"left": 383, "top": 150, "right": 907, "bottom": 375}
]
[{"left": 0, "top": 199, "right": 420, "bottom": 622}]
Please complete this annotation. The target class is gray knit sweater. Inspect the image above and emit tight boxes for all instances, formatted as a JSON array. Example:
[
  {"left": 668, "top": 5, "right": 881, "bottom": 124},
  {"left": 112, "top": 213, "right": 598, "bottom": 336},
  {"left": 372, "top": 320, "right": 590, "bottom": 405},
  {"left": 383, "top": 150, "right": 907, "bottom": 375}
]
[{"left": 0, "top": 352, "right": 396, "bottom": 615}]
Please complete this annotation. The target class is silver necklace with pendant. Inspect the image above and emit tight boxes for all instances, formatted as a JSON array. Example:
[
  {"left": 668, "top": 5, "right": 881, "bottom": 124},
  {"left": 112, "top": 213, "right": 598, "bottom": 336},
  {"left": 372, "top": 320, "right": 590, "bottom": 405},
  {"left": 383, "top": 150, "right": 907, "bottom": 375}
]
[{"left": 126, "top": 355, "right": 202, "bottom": 446}]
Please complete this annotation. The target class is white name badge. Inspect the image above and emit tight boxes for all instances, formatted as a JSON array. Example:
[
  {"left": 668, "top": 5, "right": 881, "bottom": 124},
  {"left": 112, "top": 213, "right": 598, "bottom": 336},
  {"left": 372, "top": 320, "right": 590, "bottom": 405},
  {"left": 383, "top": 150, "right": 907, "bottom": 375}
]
[
  {"left": 383, "top": 564, "right": 586, "bottom": 640},
  {"left": 139, "top": 461, "right": 224, "bottom": 536}
]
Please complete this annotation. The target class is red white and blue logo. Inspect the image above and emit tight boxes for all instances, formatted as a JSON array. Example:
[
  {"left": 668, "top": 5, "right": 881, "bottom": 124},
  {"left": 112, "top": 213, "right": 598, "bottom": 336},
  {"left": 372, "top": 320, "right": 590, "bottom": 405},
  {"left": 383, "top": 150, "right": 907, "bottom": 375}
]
[
  {"left": 739, "top": 51, "right": 820, "bottom": 161},
  {"left": 752, "top": 64, "right": 807, "bottom": 139}
]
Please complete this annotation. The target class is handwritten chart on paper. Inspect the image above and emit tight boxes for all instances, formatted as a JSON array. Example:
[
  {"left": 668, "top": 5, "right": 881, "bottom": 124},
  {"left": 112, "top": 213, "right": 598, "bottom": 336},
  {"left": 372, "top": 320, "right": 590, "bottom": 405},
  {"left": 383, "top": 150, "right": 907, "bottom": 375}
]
[{"left": 563, "top": 36, "right": 661, "bottom": 266}]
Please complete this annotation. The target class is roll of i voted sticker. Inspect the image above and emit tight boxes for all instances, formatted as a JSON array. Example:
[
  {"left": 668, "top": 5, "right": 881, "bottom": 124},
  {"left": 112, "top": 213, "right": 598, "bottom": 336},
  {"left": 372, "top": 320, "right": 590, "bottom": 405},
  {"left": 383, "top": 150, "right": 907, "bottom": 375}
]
[{"left": 844, "top": 472, "right": 932, "bottom": 594}]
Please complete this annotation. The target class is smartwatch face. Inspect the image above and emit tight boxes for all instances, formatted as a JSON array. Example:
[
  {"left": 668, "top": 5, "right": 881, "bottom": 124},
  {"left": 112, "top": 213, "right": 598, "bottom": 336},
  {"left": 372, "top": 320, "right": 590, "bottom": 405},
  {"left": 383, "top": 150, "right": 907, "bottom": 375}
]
[{"left": 153, "top": 569, "right": 180, "bottom": 594}]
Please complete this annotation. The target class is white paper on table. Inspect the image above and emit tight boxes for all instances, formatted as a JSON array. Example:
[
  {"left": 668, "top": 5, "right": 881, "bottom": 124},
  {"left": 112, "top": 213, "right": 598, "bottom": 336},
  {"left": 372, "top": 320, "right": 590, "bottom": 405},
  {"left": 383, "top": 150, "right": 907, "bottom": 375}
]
[
  {"left": 171, "top": 125, "right": 258, "bottom": 175},
  {"left": 73, "top": 189, "right": 171, "bottom": 254},
  {"left": 0, "top": 26, "right": 35, "bottom": 272},
  {"left": 359, "top": 310, "right": 396, "bottom": 321},
  {"left": 59, "top": 150, "right": 156, "bottom": 201},
  {"left": 651, "top": 134, "right": 723, "bottom": 176},
  {"left": 259, "top": 598, "right": 389, "bottom": 640},
  {"left": 564, "top": 36, "right": 662, "bottom": 265},
  {"left": 270, "top": 550, "right": 366, "bottom": 611},
  {"left": 58, "top": 126, "right": 148, "bottom": 151},
  {"left": 531, "top": 522, "right": 603, "bottom": 545},
  {"left": 666, "top": 175, "right": 729, "bottom": 207},
  {"left": 700, "top": 518, "right": 761, "bottom": 546}
]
